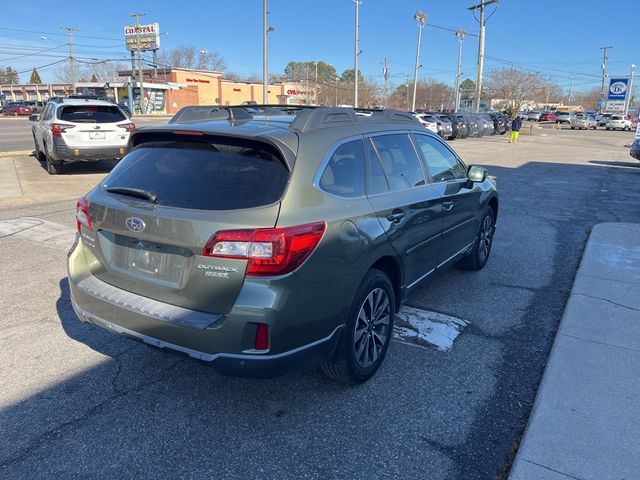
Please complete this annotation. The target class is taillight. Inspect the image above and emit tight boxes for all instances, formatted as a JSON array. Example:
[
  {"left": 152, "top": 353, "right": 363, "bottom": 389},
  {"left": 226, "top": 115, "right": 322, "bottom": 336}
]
[
  {"left": 118, "top": 122, "right": 136, "bottom": 132},
  {"left": 202, "top": 221, "right": 326, "bottom": 276},
  {"left": 51, "top": 123, "right": 74, "bottom": 138},
  {"left": 76, "top": 196, "right": 93, "bottom": 232}
]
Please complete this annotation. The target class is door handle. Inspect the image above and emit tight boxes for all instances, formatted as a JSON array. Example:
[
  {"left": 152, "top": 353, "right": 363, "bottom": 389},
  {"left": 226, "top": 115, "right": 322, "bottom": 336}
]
[
  {"left": 442, "top": 201, "right": 454, "bottom": 211},
  {"left": 387, "top": 211, "right": 406, "bottom": 223}
]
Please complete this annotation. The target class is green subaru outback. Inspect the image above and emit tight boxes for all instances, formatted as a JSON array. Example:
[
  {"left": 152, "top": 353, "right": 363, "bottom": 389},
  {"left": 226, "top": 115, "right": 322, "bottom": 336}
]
[{"left": 68, "top": 106, "right": 498, "bottom": 383}]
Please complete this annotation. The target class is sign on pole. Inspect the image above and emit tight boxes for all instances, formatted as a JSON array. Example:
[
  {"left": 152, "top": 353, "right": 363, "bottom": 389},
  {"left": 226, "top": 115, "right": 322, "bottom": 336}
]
[
  {"left": 605, "top": 78, "right": 628, "bottom": 113},
  {"left": 124, "top": 23, "right": 160, "bottom": 51}
]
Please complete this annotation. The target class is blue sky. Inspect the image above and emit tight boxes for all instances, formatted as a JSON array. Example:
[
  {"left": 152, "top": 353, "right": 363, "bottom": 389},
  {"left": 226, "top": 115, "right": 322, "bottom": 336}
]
[{"left": 1, "top": 0, "right": 638, "bottom": 93}]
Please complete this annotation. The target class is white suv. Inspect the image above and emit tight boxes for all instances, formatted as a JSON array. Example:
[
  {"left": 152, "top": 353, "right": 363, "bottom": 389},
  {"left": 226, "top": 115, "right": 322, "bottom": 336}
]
[
  {"left": 31, "top": 99, "right": 135, "bottom": 174},
  {"left": 605, "top": 115, "right": 633, "bottom": 131}
]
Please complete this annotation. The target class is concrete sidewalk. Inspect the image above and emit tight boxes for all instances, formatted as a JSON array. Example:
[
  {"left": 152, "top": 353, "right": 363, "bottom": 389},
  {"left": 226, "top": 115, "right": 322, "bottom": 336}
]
[{"left": 510, "top": 223, "right": 640, "bottom": 480}]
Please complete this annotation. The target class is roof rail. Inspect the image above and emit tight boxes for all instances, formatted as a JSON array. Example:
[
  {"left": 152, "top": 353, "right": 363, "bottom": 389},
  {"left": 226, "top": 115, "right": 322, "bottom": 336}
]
[{"left": 290, "top": 107, "right": 420, "bottom": 132}]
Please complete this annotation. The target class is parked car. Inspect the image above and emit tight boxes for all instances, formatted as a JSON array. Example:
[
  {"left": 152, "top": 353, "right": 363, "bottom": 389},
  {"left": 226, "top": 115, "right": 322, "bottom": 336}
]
[
  {"left": 3, "top": 102, "right": 33, "bottom": 116},
  {"left": 414, "top": 113, "right": 438, "bottom": 134},
  {"left": 432, "top": 114, "right": 455, "bottom": 140},
  {"left": 527, "top": 111, "right": 542, "bottom": 121},
  {"left": 555, "top": 112, "right": 573, "bottom": 124},
  {"left": 570, "top": 114, "right": 596, "bottom": 130},
  {"left": 446, "top": 114, "right": 469, "bottom": 138},
  {"left": 597, "top": 113, "right": 613, "bottom": 127},
  {"left": 23, "top": 100, "right": 45, "bottom": 113},
  {"left": 452, "top": 114, "right": 471, "bottom": 138},
  {"left": 605, "top": 115, "right": 633, "bottom": 131},
  {"left": 630, "top": 139, "right": 640, "bottom": 160},
  {"left": 539, "top": 112, "right": 557, "bottom": 122},
  {"left": 30, "top": 99, "right": 135, "bottom": 174},
  {"left": 67, "top": 106, "right": 499, "bottom": 383}
]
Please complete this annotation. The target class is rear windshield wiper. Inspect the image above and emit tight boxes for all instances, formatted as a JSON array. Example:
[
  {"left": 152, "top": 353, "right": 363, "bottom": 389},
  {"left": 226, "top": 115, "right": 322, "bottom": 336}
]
[{"left": 105, "top": 186, "right": 159, "bottom": 203}]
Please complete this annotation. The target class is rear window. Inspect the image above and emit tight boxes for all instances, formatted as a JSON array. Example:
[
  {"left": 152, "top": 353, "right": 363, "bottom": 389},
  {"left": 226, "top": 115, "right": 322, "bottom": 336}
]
[
  {"left": 59, "top": 105, "right": 125, "bottom": 123},
  {"left": 103, "top": 140, "right": 289, "bottom": 210}
]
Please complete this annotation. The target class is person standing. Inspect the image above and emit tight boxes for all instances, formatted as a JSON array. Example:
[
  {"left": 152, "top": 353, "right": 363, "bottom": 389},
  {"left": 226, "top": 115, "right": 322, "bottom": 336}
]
[{"left": 509, "top": 115, "right": 522, "bottom": 143}]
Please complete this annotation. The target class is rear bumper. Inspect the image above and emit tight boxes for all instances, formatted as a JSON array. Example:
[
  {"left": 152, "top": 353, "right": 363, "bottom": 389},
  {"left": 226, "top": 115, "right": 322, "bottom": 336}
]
[
  {"left": 71, "top": 299, "right": 343, "bottom": 378},
  {"left": 50, "top": 140, "right": 127, "bottom": 162}
]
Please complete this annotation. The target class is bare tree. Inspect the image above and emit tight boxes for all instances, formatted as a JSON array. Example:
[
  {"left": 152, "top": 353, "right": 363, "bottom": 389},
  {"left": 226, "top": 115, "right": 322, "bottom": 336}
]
[
  {"left": 484, "top": 67, "right": 549, "bottom": 115},
  {"left": 157, "top": 45, "right": 227, "bottom": 71},
  {"left": 388, "top": 79, "right": 453, "bottom": 111},
  {"left": 571, "top": 87, "right": 600, "bottom": 110}
]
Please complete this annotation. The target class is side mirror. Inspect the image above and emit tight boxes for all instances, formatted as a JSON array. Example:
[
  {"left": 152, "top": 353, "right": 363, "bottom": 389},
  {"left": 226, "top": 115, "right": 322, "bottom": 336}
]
[
  {"left": 468, "top": 165, "right": 488, "bottom": 183},
  {"left": 29, "top": 114, "right": 39, "bottom": 122}
]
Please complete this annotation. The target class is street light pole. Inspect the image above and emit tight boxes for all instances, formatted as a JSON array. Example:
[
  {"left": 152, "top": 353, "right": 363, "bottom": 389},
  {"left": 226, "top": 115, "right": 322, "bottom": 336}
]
[
  {"left": 353, "top": 0, "right": 362, "bottom": 107},
  {"left": 262, "top": 0, "right": 269, "bottom": 104},
  {"left": 131, "top": 12, "right": 147, "bottom": 115},
  {"left": 411, "top": 11, "right": 427, "bottom": 112},
  {"left": 335, "top": 77, "right": 339, "bottom": 106},
  {"left": 454, "top": 29, "right": 466, "bottom": 113}
]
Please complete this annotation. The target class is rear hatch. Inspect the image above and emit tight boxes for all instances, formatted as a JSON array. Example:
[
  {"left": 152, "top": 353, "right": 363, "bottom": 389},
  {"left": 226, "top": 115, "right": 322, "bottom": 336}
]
[
  {"left": 58, "top": 104, "right": 130, "bottom": 148},
  {"left": 80, "top": 133, "right": 292, "bottom": 314}
]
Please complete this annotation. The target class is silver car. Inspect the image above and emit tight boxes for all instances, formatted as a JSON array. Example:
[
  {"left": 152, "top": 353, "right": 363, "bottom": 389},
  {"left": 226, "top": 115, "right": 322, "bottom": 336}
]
[
  {"left": 527, "top": 111, "right": 542, "bottom": 121},
  {"left": 570, "top": 115, "right": 597, "bottom": 130},
  {"left": 555, "top": 112, "right": 573, "bottom": 124}
]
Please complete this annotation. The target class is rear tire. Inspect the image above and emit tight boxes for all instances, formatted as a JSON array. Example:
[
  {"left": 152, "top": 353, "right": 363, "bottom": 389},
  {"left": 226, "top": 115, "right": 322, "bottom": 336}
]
[
  {"left": 44, "top": 144, "right": 62, "bottom": 175},
  {"left": 321, "top": 269, "right": 395, "bottom": 384},
  {"left": 462, "top": 206, "right": 495, "bottom": 271}
]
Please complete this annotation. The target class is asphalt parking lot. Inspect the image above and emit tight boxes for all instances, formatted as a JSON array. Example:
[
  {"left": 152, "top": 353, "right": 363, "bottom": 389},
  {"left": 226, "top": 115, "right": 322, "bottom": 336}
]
[{"left": 1, "top": 127, "right": 639, "bottom": 479}]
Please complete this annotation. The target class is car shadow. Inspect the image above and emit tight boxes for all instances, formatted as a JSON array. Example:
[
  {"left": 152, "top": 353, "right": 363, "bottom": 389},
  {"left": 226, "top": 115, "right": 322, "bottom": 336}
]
[
  {"left": 33, "top": 155, "right": 118, "bottom": 176},
  {"left": 589, "top": 159, "right": 640, "bottom": 168}
]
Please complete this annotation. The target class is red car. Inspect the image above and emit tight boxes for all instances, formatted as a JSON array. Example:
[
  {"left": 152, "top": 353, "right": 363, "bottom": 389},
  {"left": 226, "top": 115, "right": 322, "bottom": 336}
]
[
  {"left": 539, "top": 112, "right": 557, "bottom": 122},
  {"left": 3, "top": 103, "right": 33, "bottom": 116}
]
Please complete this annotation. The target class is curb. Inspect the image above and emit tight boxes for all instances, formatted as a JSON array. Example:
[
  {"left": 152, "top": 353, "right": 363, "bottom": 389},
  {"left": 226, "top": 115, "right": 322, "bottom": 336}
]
[{"left": 0, "top": 150, "right": 32, "bottom": 158}]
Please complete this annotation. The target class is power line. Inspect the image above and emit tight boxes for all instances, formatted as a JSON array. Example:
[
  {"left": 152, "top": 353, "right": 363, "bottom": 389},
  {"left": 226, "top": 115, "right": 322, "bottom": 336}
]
[{"left": 0, "top": 26, "right": 120, "bottom": 41}]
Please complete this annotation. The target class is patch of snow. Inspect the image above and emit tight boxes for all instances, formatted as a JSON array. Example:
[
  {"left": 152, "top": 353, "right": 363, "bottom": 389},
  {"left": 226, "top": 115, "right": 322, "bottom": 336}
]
[{"left": 393, "top": 306, "right": 469, "bottom": 351}]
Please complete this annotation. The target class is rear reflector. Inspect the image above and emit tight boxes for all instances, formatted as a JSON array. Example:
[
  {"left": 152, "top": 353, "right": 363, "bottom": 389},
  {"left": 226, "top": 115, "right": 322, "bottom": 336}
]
[
  {"left": 255, "top": 324, "right": 269, "bottom": 350},
  {"left": 202, "top": 221, "right": 326, "bottom": 276}
]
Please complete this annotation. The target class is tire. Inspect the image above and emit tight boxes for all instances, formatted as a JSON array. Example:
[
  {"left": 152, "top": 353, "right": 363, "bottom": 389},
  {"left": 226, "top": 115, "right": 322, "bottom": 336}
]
[
  {"left": 33, "top": 135, "right": 45, "bottom": 162},
  {"left": 571, "top": 126, "right": 574, "bottom": 129},
  {"left": 44, "top": 143, "right": 62, "bottom": 175},
  {"left": 462, "top": 206, "right": 495, "bottom": 271},
  {"left": 321, "top": 269, "right": 395, "bottom": 384}
]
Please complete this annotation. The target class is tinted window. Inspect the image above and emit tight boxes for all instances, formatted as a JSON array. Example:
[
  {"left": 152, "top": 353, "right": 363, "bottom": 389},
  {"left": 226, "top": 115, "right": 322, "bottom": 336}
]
[
  {"left": 413, "top": 134, "right": 467, "bottom": 182},
  {"left": 319, "top": 139, "right": 365, "bottom": 198},
  {"left": 370, "top": 134, "right": 426, "bottom": 191},
  {"left": 104, "top": 141, "right": 289, "bottom": 210},
  {"left": 59, "top": 105, "right": 125, "bottom": 123}
]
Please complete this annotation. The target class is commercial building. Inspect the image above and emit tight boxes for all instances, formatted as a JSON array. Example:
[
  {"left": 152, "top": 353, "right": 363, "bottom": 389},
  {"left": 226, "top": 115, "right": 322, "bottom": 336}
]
[{"left": 1, "top": 67, "right": 317, "bottom": 115}]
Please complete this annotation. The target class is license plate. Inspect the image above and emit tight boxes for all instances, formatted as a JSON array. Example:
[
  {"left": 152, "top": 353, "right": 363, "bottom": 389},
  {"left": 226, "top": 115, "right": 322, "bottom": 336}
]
[{"left": 89, "top": 132, "right": 106, "bottom": 140}]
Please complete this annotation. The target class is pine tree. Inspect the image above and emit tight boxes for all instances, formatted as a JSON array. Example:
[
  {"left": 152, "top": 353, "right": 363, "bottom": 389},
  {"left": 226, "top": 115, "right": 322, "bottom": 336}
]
[{"left": 29, "top": 68, "right": 42, "bottom": 84}]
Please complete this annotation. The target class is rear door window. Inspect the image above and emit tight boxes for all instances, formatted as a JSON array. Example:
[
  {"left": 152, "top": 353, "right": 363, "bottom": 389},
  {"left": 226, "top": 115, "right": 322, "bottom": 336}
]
[
  {"left": 369, "top": 133, "right": 426, "bottom": 192},
  {"left": 59, "top": 105, "right": 126, "bottom": 123},
  {"left": 319, "top": 139, "right": 365, "bottom": 198},
  {"left": 104, "top": 140, "right": 290, "bottom": 210}
]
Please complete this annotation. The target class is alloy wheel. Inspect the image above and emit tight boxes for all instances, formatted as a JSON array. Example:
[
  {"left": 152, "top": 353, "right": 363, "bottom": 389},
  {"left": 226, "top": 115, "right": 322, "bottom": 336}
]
[
  {"left": 478, "top": 214, "right": 494, "bottom": 263},
  {"left": 353, "top": 288, "right": 391, "bottom": 368}
]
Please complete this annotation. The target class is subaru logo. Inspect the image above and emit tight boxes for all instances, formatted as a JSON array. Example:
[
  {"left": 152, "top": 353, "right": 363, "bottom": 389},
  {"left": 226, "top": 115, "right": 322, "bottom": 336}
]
[
  {"left": 125, "top": 217, "right": 145, "bottom": 232},
  {"left": 94, "top": 125, "right": 101, "bottom": 130}
]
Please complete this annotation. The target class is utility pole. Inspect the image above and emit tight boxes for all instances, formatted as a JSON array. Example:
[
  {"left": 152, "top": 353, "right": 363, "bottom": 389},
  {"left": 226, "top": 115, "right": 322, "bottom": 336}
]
[
  {"left": 382, "top": 57, "right": 389, "bottom": 107},
  {"left": 599, "top": 46, "right": 613, "bottom": 107},
  {"left": 567, "top": 73, "right": 574, "bottom": 104},
  {"left": 468, "top": 0, "right": 498, "bottom": 112},
  {"left": 411, "top": 11, "right": 427, "bottom": 112},
  {"left": 59, "top": 26, "right": 80, "bottom": 94},
  {"left": 353, "top": 0, "right": 362, "bottom": 107},
  {"left": 454, "top": 30, "right": 466, "bottom": 113},
  {"left": 131, "top": 12, "right": 147, "bottom": 115}
]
